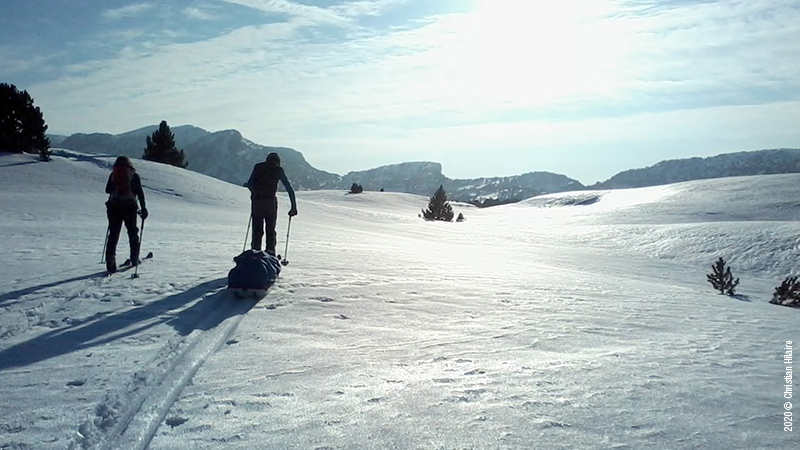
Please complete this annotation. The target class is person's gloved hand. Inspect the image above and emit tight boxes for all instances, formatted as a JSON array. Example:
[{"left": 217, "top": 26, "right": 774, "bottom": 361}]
[
  {"left": 139, "top": 207, "right": 149, "bottom": 220},
  {"left": 288, "top": 207, "right": 298, "bottom": 217}
]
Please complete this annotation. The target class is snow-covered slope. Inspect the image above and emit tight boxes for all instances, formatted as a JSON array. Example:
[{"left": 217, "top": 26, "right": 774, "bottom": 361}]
[
  {"left": 0, "top": 150, "right": 798, "bottom": 450},
  {"left": 507, "top": 175, "right": 800, "bottom": 277}
]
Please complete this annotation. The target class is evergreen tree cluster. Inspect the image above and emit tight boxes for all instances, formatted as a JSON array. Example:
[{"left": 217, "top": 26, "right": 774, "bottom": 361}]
[
  {"left": 704, "top": 258, "right": 800, "bottom": 308},
  {"left": 706, "top": 257, "right": 740, "bottom": 295},
  {"left": 143, "top": 121, "right": 187, "bottom": 168},
  {"left": 422, "top": 185, "right": 455, "bottom": 222},
  {"left": 771, "top": 276, "right": 800, "bottom": 308},
  {"left": 0, "top": 83, "right": 51, "bottom": 160}
]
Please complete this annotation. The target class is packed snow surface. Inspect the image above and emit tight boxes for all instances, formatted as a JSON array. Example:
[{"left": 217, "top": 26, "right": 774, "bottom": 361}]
[{"left": 1, "top": 150, "right": 798, "bottom": 450}]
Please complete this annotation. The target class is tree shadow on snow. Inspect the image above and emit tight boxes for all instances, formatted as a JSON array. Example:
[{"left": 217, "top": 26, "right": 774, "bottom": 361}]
[
  {"left": 0, "top": 159, "right": 40, "bottom": 169},
  {"left": 0, "top": 271, "right": 109, "bottom": 306},
  {"left": 730, "top": 294, "right": 753, "bottom": 302},
  {"left": 0, "top": 277, "right": 252, "bottom": 371}
]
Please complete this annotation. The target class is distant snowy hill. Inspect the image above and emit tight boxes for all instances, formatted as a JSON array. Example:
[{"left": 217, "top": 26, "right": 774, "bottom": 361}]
[
  {"left": 449, "top": 171, "right": 583, "bottom": 202},
  {"left": 59, "top": 124, "right": 209, "bottom": 157},
  {"left": 57, "top": 125, "right": 800, "bottom": 201},
  {"left": 591, "top": 148, "right": 800, "bottom": 189},
  {"left": 340, "top": 162, "right": 582, "bottom": 201},
  {"left": 181, "top": 129, "right": 340, "bottom": 190},
  {"left": 340, "top": 161, "right": 447, "bottom": 193},
  {"left": 45, "top": 134, "right": 67, "bottom": 146},
  {"left": 60, "top": 125, "right": 340, "bottom": 191},
  {"left": 57, "top": 125, "right": 582, "bottom": 201}
]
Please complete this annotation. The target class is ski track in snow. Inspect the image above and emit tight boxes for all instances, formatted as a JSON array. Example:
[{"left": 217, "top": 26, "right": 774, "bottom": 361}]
[
  {"left": 1, "top": 151, "right": 799, "bottom": 450},
  {"left": 81, "top": 288, "right": 262, "bottom": 450}
]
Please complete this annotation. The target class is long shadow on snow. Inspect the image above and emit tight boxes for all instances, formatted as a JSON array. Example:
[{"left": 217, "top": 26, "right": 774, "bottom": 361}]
[
  {"left": 0, "top": 271, "right": 108, "bottom": 306},
  {"left": 0, "top": 277, "right": 248, "bottom": 371},
  {"left": 0, "top": 160, "right": 40, "bottom": 168},
  {"left": 51, "top": 150, "right": 116, "bottom": 170}
]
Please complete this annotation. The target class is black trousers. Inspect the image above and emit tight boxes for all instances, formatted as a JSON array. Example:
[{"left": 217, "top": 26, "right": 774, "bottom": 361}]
[
  {"left": 106, "top": 200, "right": 139, "bottom": 267},
  {"left": 251, "top": 198, "right": 278, "bottom": 253}
]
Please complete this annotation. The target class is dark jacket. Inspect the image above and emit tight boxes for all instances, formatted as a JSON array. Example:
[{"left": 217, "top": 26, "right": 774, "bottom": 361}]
[
  {"left": 106, "top": 170, "right": 146, "bottom": 209},
  {"left": 246, "top": 163, "right": 297, "bottom": 209}
]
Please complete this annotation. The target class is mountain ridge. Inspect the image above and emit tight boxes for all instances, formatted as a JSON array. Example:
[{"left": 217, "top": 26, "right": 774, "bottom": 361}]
[{"left": 53, "top": 126, "right": 800, "bottom": 202}]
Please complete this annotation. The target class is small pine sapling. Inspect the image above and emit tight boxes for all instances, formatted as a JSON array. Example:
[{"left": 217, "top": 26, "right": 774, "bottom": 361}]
[{"left": 706, "top": 257, "right": 740, "bottom": 296}]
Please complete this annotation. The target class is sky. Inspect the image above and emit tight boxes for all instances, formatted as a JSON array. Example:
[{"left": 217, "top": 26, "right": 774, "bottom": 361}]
[{"left": 2, "top": 0, "right": 799, "bottom": 183}]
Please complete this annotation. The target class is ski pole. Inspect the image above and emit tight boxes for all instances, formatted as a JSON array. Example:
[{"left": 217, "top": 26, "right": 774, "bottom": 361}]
[
  {"left": 281, "top": 216, "right": 291, "bottom": 266},
  {"left": 243, "top": 215, "right": 252, "bottom": 253},
  {"left": 132, "top": 216, "right": 145, "bottom": 279},
  {"left": 101, "top": 225, "right": 110, "bottom": 263}
]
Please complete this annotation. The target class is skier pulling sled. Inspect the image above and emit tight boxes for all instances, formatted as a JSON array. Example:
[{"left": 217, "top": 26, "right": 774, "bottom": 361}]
[
  {"left": 228, "top": 152, "right": 297, "bottom": 298},
  {"left": 228, "top": 250, "right": 282, "bottom": 299},
  {"left": 229, "top": 152, "right": 297, "bottom": 299}
]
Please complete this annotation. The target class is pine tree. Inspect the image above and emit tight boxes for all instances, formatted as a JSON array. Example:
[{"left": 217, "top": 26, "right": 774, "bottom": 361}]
[
  {"left": 0, "top": 83, "right": 50, "bottom": 158},
  {"left": 143, "top": 120, "right": 187, "bottom": 168},
  {"left": 771, "top": 276, "right": 800, "bottom": 308},
  {"left": 422, "top": 185, "right": 454, "bottom": 221},
  {"left": 706, "top": 257, "right": 740, "bottom": 295}
]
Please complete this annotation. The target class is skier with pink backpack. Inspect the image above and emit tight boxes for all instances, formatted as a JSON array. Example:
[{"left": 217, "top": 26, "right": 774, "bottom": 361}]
[{"left": 104, "top": 156, "right": 148, "bottom": 273}]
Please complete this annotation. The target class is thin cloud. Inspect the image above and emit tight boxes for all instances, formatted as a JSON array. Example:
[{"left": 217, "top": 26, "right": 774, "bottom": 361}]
[
  {"left": 26, "top": 0, "right": 800, "bottom": 180},
  {"left": 332, "top": 0, "right": 407, "bottom": 17},
  {"left": 0, "top": 45, "right": 55, "bottom": 75},
  {"left": 183, "top": 6, "right": 218, "bottom": 21},
  {"left": 215, "top": 0, "right": 346, "bottom": 25},
  {"left": 101, "top": 3, "right": 156, "bottom": 20}
]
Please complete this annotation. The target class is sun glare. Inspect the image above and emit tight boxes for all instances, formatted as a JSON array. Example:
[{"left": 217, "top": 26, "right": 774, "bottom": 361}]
[{"left": 453, "top": 0, "right": 630, "bottom": 107}]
